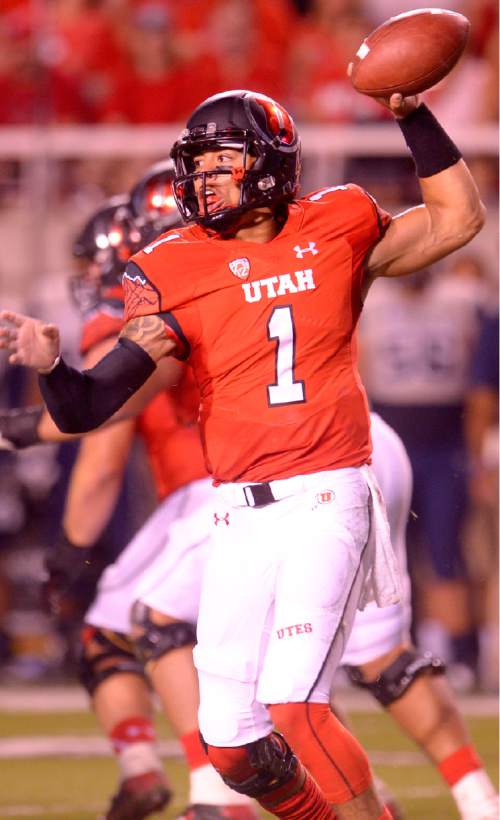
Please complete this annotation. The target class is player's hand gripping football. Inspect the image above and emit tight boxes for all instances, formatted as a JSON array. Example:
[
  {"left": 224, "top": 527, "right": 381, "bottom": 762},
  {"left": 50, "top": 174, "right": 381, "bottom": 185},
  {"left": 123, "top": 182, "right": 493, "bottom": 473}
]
[
  {"left": 0, "top": 310, "right": 60, "bottom": 372},
  {"left": 373, "top": 90, "right": 419, "bottom": 118},
  {"left": 347, "top": 62, "right": 419, "bottom": 118}
]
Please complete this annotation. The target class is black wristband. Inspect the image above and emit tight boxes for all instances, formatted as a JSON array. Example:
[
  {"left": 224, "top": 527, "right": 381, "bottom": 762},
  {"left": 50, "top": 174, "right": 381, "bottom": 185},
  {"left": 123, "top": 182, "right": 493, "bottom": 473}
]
[
  {"left": 0, "top": 405, "right": 43, "bottom": 448},
  {"left": 397, "top": 104, "right": 462, "bottom": 178}
]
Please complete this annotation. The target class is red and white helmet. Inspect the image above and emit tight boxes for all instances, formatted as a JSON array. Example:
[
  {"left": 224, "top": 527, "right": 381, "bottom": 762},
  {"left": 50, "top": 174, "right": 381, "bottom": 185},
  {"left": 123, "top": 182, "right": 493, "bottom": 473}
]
[{"left": 129, "top": 158, "right": 181, "bottom": 242}]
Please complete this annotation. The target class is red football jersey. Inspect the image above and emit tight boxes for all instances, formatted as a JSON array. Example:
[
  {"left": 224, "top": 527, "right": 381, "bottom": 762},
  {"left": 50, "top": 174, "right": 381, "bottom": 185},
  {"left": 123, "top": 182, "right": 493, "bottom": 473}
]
[
  {"left": 123, "top": 185, "right": 391, "bottom": 484},
  {"left": 79, "top": 284, "right": 207, "bottom": 499},
  {"left": 135, "top": 366, "right": 208, "bottom": 500}
]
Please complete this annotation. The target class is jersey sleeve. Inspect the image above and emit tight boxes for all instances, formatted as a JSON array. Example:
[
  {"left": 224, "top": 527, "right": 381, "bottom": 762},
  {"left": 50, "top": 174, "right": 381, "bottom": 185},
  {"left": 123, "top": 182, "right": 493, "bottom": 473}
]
[
  {"left": 333, "top": 184, "right": 392, "bottom": 292},
  {"left": 122, "top": 259, "right": 191, "bottom": 360},
  {"left": 341, "top": 184, "right": 391, "bottom": 253},
  {"left": 304, "top": 183, "right": 391, "bottom": 254},
  {"left": 79, "top": 289, "right": 124, "bottom": 356},
  {"left": 122, "top": 260, "right": 163, "bottom": 320},
  {"left": 303, "top": 184, "right": 391, "bottom": 296}
]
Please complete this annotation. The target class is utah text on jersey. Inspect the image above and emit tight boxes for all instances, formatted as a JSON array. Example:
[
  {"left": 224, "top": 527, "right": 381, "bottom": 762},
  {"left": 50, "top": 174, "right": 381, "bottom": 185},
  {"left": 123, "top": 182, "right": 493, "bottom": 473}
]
[{"left": 242, "top": 269, "right": 316, "bottom": 303}]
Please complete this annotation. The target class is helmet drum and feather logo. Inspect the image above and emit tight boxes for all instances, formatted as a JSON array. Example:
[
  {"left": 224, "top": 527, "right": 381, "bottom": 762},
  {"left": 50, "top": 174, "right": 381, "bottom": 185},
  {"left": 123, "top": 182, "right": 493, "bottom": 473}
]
[{"left": 249, "top": 94, "right": 298, "bottom": 148}]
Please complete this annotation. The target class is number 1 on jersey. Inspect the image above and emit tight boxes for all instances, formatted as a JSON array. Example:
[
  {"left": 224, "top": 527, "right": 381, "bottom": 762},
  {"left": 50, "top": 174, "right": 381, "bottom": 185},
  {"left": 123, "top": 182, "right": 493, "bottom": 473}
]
[{"left": 267, "top": 306, "right": 305, "bottom": 406}]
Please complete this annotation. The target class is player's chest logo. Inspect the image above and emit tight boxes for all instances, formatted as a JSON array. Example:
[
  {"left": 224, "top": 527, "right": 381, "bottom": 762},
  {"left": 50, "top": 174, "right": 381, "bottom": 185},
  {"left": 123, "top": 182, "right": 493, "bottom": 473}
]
[
  {"left": 228, "top": 257, "right": 251, "bottom": 279},
  {"left": 241, "top": 269, "right": 316, "bottom": 303},
  {"left": 294, "top": 241, "right": 318, "bottom": 259}
]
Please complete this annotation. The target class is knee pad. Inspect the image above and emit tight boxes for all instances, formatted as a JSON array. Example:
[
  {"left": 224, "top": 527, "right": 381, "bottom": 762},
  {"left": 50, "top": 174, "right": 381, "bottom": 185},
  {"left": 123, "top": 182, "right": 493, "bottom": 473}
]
[
  {"left": 345, "top": 648, "right": 446, "bottom": 707},
  {"left": 131, "top": 601, "right": 196, "bottom": 666},
  {"left": 207, "top": 732, "right": 298, "bottom": 798},
  {"left": 79, "top": 624, "right": 146, "bottom": 696}
]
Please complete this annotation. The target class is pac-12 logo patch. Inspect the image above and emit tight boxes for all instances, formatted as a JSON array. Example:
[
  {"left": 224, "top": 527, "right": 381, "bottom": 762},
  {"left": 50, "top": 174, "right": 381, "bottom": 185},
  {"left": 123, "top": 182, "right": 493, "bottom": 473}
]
[
  {"left": 228, "top": 258, "right": 250, "bottom": 279},
  {"left": 316, "top": 490, "right": 335, "bottom": 504}
]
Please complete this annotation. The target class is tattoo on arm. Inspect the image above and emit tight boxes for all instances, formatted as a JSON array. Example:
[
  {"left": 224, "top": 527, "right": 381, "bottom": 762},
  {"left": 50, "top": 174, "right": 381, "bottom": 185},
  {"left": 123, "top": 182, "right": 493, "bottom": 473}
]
[{"left": 119, "top": 316, "right": 176, "bottom": 362}]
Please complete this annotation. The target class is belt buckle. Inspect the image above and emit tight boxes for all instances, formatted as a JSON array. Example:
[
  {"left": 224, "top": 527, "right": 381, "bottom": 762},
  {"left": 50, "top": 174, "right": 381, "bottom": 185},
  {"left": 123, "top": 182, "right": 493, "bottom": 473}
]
[{"left": 243, "top": 483, "right": 275, "bottom": 507}]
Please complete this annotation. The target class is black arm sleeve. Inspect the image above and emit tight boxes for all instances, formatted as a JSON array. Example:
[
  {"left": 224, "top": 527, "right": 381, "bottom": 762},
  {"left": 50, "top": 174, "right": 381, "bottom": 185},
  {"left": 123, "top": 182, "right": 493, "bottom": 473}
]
[{"left": 38, "top": 338, "right": 156, "bottom": 433}]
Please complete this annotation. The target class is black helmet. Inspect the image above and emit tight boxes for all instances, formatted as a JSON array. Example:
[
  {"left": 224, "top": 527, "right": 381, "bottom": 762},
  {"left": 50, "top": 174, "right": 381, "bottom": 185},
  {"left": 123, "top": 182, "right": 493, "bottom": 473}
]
[
  {"left": 70, "top": 195, "right": 142, "bottom": 313},
  {"left": 170, "top": 89, "right": 301, "bottom": 228},
  {"left": 72, "top": 195, "right": 142, "bottom": 280},
  {"left": 129, "top": 158, "right": 181, "bottom": 244}
]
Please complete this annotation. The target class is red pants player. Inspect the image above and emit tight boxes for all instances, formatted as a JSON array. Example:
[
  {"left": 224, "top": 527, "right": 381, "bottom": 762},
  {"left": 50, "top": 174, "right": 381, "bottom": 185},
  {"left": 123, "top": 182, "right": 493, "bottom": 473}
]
[{"left": 0, "top": 87, "right": 485, "bottom": 820}]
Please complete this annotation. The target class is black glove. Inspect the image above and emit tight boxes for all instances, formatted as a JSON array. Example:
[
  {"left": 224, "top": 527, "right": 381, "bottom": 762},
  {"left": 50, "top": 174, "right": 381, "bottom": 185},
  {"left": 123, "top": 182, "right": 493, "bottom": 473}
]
[
  {"left": 0, "top": 405, "right": 43, "bottom": 449},
  {"left": 43, "top": 532, "right": 106, "bottom": 619}
]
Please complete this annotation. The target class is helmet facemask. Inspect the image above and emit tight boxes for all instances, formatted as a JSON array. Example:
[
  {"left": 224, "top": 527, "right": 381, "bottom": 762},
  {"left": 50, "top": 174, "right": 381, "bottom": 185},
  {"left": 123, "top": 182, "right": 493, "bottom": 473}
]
[{"left": 170, "top": 91, "right": 301, "bottom": 229}]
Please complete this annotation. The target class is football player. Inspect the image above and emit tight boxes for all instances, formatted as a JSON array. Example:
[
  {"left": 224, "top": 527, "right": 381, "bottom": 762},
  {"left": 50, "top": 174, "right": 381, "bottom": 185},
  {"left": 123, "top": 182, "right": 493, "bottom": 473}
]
[
  {"left": 0, "top": 88, "right": 485, "bottom": 820},
  {"left": 29, "top": 172, "right": 260, "bottom": 820}
]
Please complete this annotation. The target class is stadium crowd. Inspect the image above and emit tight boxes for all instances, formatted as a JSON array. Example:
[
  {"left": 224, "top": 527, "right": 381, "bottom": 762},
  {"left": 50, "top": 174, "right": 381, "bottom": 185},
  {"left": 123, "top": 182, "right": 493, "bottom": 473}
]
[
  {"left": 0, "top": 0, "right": 497, "bottom": 126},
  {"left": 0, "top": 0, "right": 497, "bottom": 703}
]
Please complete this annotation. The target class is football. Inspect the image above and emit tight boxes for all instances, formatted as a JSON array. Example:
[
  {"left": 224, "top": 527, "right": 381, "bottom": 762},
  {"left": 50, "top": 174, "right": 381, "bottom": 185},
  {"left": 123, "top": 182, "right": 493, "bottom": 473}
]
[{"left": 349, "top": 8, "right": 470, "bottom": 98}]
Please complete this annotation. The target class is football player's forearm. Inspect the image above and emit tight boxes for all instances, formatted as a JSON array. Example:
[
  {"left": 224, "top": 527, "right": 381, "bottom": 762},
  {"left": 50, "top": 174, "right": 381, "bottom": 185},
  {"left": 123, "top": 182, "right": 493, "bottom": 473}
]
[
  {"left": 107, "top": 356, "right": 183, "bottom": 421},
  {"left": 370, "top": 168, "right": 485, "bottom": 279},
  {"left": 39, "top": 338, "right": 156, "bottom": 434},
  {"left": 368, "top": 107, "right": 485, "bottom": 279},
  {"left": 400, "top": 104, "right": 485, "bottom": 246},
  {"left": 119, "top": 315, "right": 178, "bottom": 362},
  {"left": 0, "top": 405, "right": 78, "bottom": 448},
  {"left": 418, "top": 159, "right": 486, "bottom": 245},
  {"left": 0, "top": 403, "right": 133, "bottom": 448},
  {"left": 63, "top": 421, "right": 135, "bottom": 545},
  {"left": 37, "top": 408, "right": 85, "bottom": 442}
]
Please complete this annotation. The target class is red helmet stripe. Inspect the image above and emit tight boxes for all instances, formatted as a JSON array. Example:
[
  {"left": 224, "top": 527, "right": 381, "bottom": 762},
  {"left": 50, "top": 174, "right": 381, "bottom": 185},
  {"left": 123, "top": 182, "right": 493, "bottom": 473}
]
[{"left": 254, "top": 95, "right": 296, "bottom": 145}]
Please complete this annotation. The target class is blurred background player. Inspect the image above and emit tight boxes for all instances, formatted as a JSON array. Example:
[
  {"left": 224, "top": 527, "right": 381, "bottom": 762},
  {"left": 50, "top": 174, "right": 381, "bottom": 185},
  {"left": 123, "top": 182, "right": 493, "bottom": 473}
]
[
  {"left": 33, "top": 171, "right": 260, "bottom": 820},
  {"left": 338, "top": 413, "right": 499, "bottom": 820},
  {"left": 464, "top": 309, "right": 499, "bottom": 693},
  {"left": 358, "top": 260, "right": 492, "bottom": 689}
]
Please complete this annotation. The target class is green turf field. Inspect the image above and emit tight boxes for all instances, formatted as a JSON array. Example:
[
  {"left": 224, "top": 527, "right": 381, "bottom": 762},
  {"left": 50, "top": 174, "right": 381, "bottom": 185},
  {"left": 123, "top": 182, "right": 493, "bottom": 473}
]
[{"left": 0, "top": 702, "right": 497, "bottom": 819}]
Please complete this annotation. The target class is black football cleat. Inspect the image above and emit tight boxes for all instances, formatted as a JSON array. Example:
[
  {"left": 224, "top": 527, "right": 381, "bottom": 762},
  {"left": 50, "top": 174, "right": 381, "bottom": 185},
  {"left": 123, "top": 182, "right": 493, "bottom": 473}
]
[{"left": 100, "top": 770, "right": 171, "bottom": 820}]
